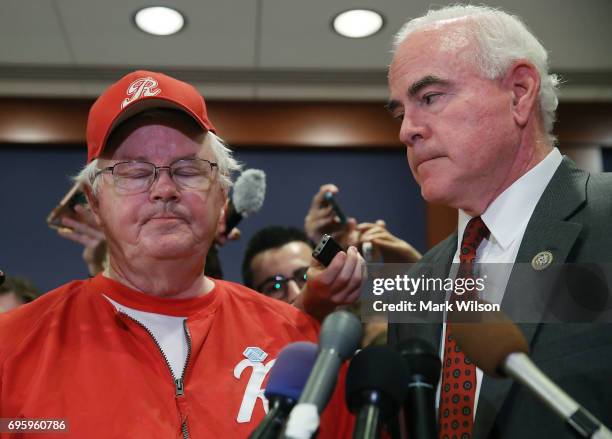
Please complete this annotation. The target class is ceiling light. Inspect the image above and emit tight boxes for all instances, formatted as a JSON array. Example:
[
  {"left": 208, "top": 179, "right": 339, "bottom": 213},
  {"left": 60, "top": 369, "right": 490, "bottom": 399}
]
[
  {"left": 332, "top": 9, "right": 384, "bottom": 38},
  {"left": 134, "top": 6, "right": 185, "bottom": 36}
]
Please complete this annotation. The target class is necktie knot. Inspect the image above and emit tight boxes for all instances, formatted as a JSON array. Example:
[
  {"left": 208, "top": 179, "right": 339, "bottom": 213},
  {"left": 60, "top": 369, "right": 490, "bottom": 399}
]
[{"left": 459, "top": 216, "right": 489, "bottom": 263}]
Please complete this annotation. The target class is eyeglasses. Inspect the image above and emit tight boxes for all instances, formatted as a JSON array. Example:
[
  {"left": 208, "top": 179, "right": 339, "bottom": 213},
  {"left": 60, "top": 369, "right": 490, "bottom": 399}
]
[
  {"left": 94, "top": 158, "right": 218, "bottom": 194},
  {"left": 256, "top": 266, "right": 309, "bottom": 300}
]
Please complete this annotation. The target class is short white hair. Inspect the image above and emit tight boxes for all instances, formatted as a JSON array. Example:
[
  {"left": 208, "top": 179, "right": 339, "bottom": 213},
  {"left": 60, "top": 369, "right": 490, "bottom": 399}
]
[
  {"left": 393, "top": 5, "right": 559, "bottom": 142},
  {"left": 75, "top": 130, "right": 241, "bottom": 195}
]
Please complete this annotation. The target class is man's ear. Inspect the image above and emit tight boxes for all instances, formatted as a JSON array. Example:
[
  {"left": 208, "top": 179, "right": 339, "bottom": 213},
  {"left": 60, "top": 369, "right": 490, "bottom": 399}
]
[
  {"left": 503, "top": 60, "right": 540, "bottom": 127},
  {"left": 215, "top": 198, "right": 228, "bottom": 235},
  {"left": 83, "top": 185, "right": 103, "bottom": 228}
]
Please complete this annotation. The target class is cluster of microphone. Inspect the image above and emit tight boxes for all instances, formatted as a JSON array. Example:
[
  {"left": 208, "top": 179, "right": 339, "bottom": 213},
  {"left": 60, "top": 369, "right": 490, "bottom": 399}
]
[
  {"left": 248, "top": 308, "right": 612, "bottom": 439},
  {"left": 248, "top": 311, "right": 441, "bottom": 439}
]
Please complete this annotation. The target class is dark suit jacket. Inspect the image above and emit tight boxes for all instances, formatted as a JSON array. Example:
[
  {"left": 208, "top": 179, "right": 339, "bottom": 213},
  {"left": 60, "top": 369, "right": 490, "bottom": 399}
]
[{"left": 389, "top": 158, "right": 612, "bottom": 438}]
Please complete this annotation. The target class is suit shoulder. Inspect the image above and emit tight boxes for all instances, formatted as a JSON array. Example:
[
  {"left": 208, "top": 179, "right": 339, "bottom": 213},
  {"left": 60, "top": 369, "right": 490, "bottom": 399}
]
[
  {"left": 575, "top": 171, "right": 612, "bottom": 221},
  {"left": 587, "top": 172, "right": 612, "bottom": 205},
  {"left": 588, "top": 171, "right": 612, "bottom": 184}
]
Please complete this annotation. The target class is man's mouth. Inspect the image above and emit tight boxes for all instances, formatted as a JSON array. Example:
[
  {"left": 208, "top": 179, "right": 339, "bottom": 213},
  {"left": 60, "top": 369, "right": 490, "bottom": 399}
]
[
  {"left": 145, "top": 216, "right": 185, "bottom": 224},
  {"left": 415, "top": 155, "right": 444, "bottom": 168}
]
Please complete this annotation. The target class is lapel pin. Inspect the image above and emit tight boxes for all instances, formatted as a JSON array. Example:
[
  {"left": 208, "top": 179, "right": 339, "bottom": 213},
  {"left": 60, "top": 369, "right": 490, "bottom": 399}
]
[{"left": 532, "top": 251, "right": 553, "bottom": 271}]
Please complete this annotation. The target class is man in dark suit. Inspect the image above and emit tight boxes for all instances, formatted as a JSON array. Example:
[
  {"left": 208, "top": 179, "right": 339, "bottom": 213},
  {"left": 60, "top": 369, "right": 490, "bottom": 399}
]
[{"left": 386, "top": 4, "right": 612, "bottom": 438}]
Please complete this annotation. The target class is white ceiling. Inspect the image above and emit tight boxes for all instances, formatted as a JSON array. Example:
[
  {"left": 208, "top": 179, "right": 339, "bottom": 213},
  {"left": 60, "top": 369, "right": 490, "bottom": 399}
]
[{"left": 0, "top": 0, "right": 610, "bottom": 100}]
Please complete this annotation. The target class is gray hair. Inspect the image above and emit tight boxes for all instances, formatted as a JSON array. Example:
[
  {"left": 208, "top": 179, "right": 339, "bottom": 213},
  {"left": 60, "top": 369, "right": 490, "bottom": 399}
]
[
  {"left": 392, "top": 5, "right": 559, "bottom": 142},
  {"left": 75, "top": 131, "right": 241, "bottom": 195}
]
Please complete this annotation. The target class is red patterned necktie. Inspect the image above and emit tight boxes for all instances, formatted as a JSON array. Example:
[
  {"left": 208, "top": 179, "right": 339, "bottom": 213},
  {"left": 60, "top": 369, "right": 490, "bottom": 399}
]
[{"left": 438, "top": 216, "right": 489, "bottom": 439}]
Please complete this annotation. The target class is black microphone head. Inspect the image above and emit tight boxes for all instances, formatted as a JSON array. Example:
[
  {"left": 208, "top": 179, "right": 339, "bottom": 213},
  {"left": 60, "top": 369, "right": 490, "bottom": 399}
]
[
  {"left": 319, "top": 311, "right": 362, "bottom": 360},
  {"left": 345, "top": 345, "right": 407, "bottom": 420},
  {"left": 0, "top": 270, "right": 4, "bottom": 287},
  {"left": 395, "top": 338, "right": 441, "bottom": 387}
]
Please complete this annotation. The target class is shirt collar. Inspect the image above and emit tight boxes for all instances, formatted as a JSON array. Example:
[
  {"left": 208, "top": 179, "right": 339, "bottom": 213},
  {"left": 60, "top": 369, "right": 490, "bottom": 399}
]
[
  {"left": 458, "top": 148, "right": 563, "bottom": 251},
  {"left": 88, "top": 273, "right": 222, "bottom": 317}
]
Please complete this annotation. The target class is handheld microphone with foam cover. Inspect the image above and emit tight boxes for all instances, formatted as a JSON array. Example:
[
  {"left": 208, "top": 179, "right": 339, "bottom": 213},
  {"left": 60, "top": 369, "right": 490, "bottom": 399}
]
[
  {"left": 282, "top": 310, "right": 363, "bottom": 439},
  {"left": 396, "top": 338, "right": 440, "bottom": 439},
  {"left": 451, "top": 310, "right": 612, "bottom": 439},
  {"left": 346, "top": 345, "right": 407, "bottom": 439},
  {"left": 224, "top": 169, "right": 266, "bottom": 235},
  {"left": 248, "top": 342, "right": 318, "bottom": 439}
]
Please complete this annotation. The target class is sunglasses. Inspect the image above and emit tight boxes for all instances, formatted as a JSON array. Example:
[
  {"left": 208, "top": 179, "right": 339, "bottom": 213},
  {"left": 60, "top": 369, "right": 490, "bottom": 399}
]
[{"left": 255, "top": 266, "right": 309, "bottom": 300}]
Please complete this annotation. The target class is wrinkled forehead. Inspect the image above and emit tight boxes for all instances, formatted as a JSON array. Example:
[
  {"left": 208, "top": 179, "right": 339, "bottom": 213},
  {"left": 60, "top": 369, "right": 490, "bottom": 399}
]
[{"left": 101, "top": 109, "right": 208, "bottom": 161}]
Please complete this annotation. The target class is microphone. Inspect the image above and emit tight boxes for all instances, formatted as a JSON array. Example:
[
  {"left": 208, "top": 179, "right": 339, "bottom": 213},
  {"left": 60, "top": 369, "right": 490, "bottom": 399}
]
[
  {"left": 396, "top": 338, "right": 440, "bottom": 439},
  {"left": 346, "top": 345, "right": 407, "bottom": 439},
  {"left": 283, "top": 310, "right": 363, "bottom": 439},
  {"left": 451, "top": 310, "right": 612, "bottom": 439},
  {"left": 249, "top": 342, "right": 318, "bottom": 439},
  {"left": 0, "top": 270, "right": 5, "bottom": 286},
  {"left": 224, "top": 169, "right": 266, "bottom": 234}
]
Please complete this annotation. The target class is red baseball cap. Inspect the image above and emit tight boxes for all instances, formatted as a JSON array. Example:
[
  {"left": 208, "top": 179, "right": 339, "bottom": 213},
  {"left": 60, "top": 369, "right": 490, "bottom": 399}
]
[{"left": 86, "top": 70, "right": 216, "bottom": 163}]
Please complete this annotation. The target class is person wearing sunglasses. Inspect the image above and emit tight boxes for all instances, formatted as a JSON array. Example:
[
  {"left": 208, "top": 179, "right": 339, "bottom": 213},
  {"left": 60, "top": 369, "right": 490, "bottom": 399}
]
[{"left": 242, "top": 226, "right": 313, "bottom": 303}]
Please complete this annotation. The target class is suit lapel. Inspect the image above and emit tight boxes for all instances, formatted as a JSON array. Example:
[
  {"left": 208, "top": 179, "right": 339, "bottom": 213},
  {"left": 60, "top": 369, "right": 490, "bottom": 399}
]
[{"left": 474, "top": 158, "right": 588, "bottom": 439}]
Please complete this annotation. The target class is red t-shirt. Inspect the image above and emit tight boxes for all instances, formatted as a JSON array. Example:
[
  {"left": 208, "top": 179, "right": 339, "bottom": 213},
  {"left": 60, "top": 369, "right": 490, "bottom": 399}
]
[{"left": 0, "top": 274, "right": 353, "bottom": 438}]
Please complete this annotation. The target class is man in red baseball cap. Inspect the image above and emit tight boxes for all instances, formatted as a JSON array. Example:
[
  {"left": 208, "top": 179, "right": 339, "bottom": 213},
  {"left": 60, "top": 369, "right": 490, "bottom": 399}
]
[{"left": 0, "top": 71, "right": 360, "bottom": 438}]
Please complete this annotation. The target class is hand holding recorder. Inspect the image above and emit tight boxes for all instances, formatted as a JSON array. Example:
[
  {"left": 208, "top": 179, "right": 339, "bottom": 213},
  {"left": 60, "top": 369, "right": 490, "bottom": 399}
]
[
  {"left": 293, "top": 234, "right": 364, "bottom": 322},
  {"left": 304, "top": 184, "right": 358, "bottom": 249},
  {"left": 356, "top": 220, "right": 422, "bottom": 263}
]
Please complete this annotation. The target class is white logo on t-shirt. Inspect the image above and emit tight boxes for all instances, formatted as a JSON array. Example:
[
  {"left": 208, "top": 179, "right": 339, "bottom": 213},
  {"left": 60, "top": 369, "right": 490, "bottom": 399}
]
[{"left": 234, "top": 348, "right": 276, "bottom": 423}]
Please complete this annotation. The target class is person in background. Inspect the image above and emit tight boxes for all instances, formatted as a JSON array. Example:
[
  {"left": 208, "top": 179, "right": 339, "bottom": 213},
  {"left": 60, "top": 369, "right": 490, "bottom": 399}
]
[
  {"left": 0, "top": 276, "right": 39, "bottom": 312},
  {"left": 242, "top": 226, "right": 312, "bottom": 304},
  {"left": 242, "top": 224, "right": 391, "bottom": 346},
  {"left": 304, "top": 183, "right": 422, "bottom": 263},
  {"left": 303, "top": 183, "right": 422, "bottom": 345},
  {"left": 0, "top": 70, "right": 362, "bottom": 438}
]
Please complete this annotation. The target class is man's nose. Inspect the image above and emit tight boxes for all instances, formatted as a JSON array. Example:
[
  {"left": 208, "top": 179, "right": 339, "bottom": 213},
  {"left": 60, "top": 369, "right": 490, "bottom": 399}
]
[
  {"left": 399, "top": 111, "right": 429, "bottom": 147},
  {"left": 286, "top": 280, "right": 302, "bottom": 303},
  {"left": 149, "top": 168, "right": 180, "bottom": 202}
]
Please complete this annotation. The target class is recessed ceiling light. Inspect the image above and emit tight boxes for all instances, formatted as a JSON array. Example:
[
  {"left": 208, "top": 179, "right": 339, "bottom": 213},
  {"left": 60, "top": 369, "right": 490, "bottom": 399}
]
[
  {"left": 332, "top": 9, "right": 384, "bottom": 38},
  {"left": 134, "top": 6, "right": 185, "bottom": 36}
]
